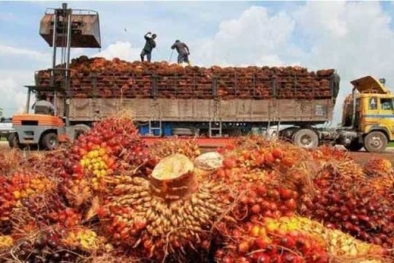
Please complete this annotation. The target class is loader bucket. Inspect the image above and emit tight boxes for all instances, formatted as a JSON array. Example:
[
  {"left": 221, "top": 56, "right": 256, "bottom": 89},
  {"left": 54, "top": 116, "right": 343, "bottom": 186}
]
[{"left": 39, "top": 9, "right": 101, "bottom": 48}]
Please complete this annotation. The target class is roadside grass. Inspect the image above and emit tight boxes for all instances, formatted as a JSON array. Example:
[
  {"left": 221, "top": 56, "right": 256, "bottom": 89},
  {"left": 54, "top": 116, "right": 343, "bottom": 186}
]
[{"left": 389, "top": 142, "right": 394, "bottom": 147}]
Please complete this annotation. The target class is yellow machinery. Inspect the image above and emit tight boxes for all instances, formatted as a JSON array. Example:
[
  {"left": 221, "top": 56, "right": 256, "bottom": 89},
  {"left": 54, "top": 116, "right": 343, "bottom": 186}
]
[{"left": 339, "top": 76, "right": 394, "bottom": 152}]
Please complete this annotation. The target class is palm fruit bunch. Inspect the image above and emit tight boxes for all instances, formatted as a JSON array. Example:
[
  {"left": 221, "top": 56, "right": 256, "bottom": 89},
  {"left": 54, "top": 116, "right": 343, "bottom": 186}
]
[
  {"left": 310, "top": 145, "right": 350, "bottom": 162},
  {"left": 0, "top": 235, "right": 14, "bottom": 252},
  {"left": 61, "top": 113, "right": 156, "bottom": 209},
  {"left": 149, "top": 137, "right": 201, "bottom": 160},
  {"left": 0, "top": 169, "right": 55, "bottom": 229},
  {"left": 10, "top": 190, "right": 84, "bottom": 234},
  {"left": 215, "top": 216, "right": 389, "bottom": 263},
  {"left": 0, "top": 149, "right": 27, "bottom": 176},
  {"left": 211, "top": 137, "right": 303, "bottom": 221},
  {"left": 368, "top": 172, "right": 394, "bottom": 199},
  {"left": 363, "top": 157, "right": 393, "bottom": 177},
  {"left": 98, "top": 153, "right": 233, "bottom": 261},
  {"left": 215, "top": 136, "right": 307, "bottom": 184},
  {"left": 61, "top": 226, "right": 103, "bottom": 252},
  {"left": 299, "top": 160, "right": 394, "bottom": 249},
  {"left": 8, "top": 226, "right": 88, "bottom": 262},
  {"left": 226, "top": 177, "right": 299, "bottom": 223},
  {"left": 262, "top": 217, "right": 388, "bottom": 259},
  {"left": 7, "top": 196, "right": 104, "bottom": 262}
]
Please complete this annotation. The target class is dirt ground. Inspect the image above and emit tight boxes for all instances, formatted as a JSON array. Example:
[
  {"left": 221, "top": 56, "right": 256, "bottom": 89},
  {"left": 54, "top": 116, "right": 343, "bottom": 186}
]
[
  {"left": 347, "top": 150, "right": 394, "bottom": 165},
  {"left": 1, "top": 142, "right": 393, "bottom": 166}
]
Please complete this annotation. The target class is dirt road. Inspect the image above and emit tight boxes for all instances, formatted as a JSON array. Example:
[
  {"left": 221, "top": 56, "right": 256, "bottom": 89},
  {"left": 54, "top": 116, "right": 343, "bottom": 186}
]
[{"left": 348, "top": 150, "right": 394, "bottom": 165}]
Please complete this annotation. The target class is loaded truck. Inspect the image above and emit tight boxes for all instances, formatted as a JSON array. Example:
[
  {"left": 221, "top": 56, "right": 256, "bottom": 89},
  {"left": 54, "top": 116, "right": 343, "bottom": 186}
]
[{"left": 8, "top": 3, "right": 394, "bottom": 153}]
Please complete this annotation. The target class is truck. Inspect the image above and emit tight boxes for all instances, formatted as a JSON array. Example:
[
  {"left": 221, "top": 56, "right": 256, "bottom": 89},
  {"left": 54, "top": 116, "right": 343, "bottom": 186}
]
[
  {"left": 8, "top": 3, "right": 394, "bottom": 153},
  {"left": 336, "top": 76, "right": 394, "bottom": 152}
]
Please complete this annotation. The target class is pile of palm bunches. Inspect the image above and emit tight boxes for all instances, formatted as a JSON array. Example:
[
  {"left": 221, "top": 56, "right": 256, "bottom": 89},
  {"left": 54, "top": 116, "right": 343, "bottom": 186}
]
[
  {"left": 214, "top": 216, "right": 389, "bottom": 263},
  {"left": 98, "top": 153, "right": 233, "bottom": 261},
  {"left": 299, "top": 157, "right": 394, "bottom": 249},
  {"left": 2, "top": 116, "right": 394, "bottom": 262}
]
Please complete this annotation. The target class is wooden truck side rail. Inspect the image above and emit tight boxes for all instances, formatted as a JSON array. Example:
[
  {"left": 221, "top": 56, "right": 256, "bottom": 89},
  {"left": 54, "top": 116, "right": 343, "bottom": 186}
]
[{"left": 57, "top": 97, "right": 334, "bottom": 124}]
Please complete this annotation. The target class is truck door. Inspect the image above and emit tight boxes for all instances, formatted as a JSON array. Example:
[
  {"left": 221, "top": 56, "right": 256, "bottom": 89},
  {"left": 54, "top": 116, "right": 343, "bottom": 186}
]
[
  {"left": 379, "top": 97, "right": 394, "bottom": 140},
  {"left": 355, "top": 96, "right": 380, "bottom": 133},
  {"left": 360, "top": 96, "right": 379, "bottom": 130}
]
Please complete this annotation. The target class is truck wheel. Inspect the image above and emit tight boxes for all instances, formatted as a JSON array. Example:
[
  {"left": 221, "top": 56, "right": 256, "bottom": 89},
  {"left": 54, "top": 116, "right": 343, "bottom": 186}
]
[
  {"left": 293, "top": 129, "right": 319, "bottom": 149},
  {"left": 74, "top": 124, "right": 91, "bottom": 140},
  {"left": 40, "top": 132, "right": 58, "bottom": 150},
  {"left": 8, "top": 133, "right": 19, "bottom": 148},
  {"left": 345, "top": 140, "right": 363, "bottom": 152},
  {"left": 364, "top": 131, "right": 387, "bottom": 153}
]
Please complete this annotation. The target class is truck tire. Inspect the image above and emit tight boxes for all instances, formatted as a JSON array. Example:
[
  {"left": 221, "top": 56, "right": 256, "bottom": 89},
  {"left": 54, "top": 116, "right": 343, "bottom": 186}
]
[
  {"left": 363, "top": 131, "right": 387, "bottom": 153},
  {"left": 345, "top": 140, "right": 363, "bottom": 152},
  {"left": 74, "top": 124, "right": 91, "bottom": 140},
  {"left": 8, "top": 133, "right": 19, "bottom": 148},
  {"left": 293, "top": 129, "right": 319, "bottom": 149},
  {"left": 40, "top": 132, "right": 58, "bottom": 150}
]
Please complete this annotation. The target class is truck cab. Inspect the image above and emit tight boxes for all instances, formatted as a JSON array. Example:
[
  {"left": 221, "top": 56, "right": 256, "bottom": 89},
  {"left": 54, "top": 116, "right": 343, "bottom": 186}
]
[{"left": 339, "top": 76, "right": 394, "bottom": 152}]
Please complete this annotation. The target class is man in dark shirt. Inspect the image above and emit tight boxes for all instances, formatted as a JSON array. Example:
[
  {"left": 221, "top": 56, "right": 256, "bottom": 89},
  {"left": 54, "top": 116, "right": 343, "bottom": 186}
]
[
  {"left": 140, "top": 32, "right": 157, "bottom": 62},
  {"left": 171, "top": 40, "right": 191, "bottom": 66}
]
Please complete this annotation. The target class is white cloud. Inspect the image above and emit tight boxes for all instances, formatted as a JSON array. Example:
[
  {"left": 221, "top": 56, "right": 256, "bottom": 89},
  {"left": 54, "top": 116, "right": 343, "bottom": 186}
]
[
  {"left": 293, "top": 1, "right": 348, "bottom": 39},
  {"left": 292, "top": 1, "right": 394, "bottom": 124},
  {"left": 0, "top": 12, "right": 16, "bottom": 22},
  {"left": 0, "top": 72, "right": 31, "bottom": 116},
  {"left": 0, "top": 43, "right": 49, "bottom": 62},
  {"left": 93, "top": 41, "right": 141, "bottom": 61},
  {"left": 192, "top": 6, "right": 297, "bottom": 66},
  {"left": 0, "top": 43, "right": 50, "bottom": 117}
]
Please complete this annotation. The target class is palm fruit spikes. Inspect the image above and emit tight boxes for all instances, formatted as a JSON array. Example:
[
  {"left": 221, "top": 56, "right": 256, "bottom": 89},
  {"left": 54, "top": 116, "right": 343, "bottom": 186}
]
[{"left": 100, "top": 153, "right": 232, "bottom": 261}]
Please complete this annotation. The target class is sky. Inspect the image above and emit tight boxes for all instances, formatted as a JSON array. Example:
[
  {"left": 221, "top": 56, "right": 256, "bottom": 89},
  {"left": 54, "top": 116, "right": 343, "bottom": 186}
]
[{"left": 1, "top": 0, "right": 394, "bottom": 125}]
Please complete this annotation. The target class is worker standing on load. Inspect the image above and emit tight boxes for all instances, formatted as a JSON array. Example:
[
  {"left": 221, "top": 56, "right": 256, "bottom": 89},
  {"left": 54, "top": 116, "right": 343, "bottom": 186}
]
[
  {"left": 171, "top": 40, "right": 191, "bottom": 66},
  {"left": 140, "top": 32, "right": 157, "bottom": 62},
  {"left": 32, "top": 94, "right": 56, "bottom": 115}
]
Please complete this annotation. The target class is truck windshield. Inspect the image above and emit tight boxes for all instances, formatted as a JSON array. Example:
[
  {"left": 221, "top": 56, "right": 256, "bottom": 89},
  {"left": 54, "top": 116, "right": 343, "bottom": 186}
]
[{"left": 380, "top": 98, "right": 394, "bottom": 110}]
